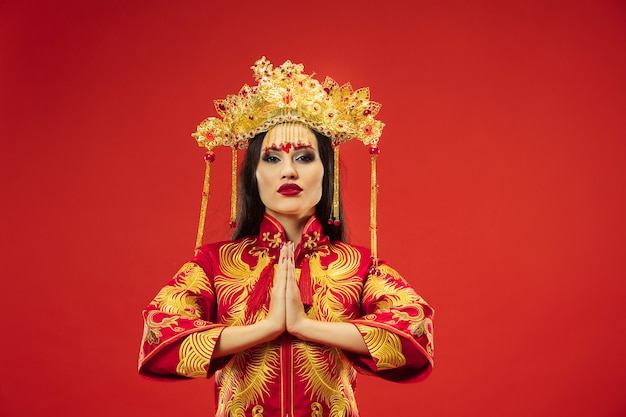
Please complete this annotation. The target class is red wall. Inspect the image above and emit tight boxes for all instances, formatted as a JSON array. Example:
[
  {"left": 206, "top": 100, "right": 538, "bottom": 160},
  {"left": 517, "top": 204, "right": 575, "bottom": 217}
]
[{"left": 2, "top": 1, "right": 625, "bottom": 416}]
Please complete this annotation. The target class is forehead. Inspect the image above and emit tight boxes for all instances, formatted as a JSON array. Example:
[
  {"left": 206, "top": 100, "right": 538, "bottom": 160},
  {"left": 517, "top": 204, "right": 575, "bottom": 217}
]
[{"left": 262, "top": 123, "right": 317, "bottom": 150}]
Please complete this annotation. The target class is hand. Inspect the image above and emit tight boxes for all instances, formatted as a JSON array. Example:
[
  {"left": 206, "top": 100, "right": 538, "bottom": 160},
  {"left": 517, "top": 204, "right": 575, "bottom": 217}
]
[
  {"left": 285, "top": 242, "right": 309, "bottom": 336},
  {"left": 264, "top": 243, "right": 288, "bottom": 337}
]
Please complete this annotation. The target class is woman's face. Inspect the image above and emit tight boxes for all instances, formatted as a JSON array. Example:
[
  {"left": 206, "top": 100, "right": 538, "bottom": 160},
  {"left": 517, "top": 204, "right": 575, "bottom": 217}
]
[{"left": 256, "top": 123, "right": 324, "bottom": 222}]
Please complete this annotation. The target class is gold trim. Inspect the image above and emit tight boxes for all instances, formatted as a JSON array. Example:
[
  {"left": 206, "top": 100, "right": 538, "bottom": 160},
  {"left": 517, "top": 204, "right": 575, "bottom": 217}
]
[
  {"left": 370, "top": 151, "right": 378, "bottom": 264},
  {"left": 332, "top": 144, "right": 340, "bottom": 222},
  {"left": 195, "top": 160, "right": 212, "bottom": 254},
  {"left": 230, "top": 146, "right": 238, "bottom": 226}
]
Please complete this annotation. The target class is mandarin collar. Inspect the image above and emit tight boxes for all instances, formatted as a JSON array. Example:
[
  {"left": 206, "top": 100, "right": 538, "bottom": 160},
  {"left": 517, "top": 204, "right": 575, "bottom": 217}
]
[{"left": 258, "top": 213, "right": 328, "bottom": 256}]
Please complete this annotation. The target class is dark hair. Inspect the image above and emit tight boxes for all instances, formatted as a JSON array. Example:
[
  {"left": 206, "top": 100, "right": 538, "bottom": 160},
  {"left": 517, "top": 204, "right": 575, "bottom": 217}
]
[{"left": 232, "top": 128, "right": 344, "bottom": 241}]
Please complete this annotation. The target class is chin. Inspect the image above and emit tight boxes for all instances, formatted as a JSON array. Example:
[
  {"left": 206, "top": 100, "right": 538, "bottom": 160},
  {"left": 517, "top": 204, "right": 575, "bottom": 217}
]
[{"left": 268, "top": 209, "right": 315, "bottom": 219}]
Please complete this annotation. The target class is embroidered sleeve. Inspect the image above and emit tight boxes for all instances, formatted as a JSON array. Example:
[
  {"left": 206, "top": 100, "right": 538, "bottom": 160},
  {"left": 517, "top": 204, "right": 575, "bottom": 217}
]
[
  {"left": 349, "top": 264, "right": 434, "bottom": 382},
  {"left": 138, "top": 262, "right": 226, "bottom": 379}
]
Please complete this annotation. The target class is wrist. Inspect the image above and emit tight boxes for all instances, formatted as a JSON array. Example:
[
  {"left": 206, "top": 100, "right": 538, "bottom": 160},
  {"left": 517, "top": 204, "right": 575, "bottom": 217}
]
[
  {"left": 288, "top": 316, "right": 312, "bottom": 340},
  {"left": 259, "top": 318, "right": 284, "bottom": 342}
]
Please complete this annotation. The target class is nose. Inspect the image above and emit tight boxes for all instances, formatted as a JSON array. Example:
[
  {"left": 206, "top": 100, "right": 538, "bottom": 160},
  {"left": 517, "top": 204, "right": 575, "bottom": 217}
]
[{"left": 280, "top": 159, "right": 298, "bottom": 179}]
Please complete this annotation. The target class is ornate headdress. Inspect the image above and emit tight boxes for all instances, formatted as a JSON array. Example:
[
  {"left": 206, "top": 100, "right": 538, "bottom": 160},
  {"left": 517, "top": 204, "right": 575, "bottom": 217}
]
[{"left": 192, "top": 57, "right": 384, "bottom": 263}]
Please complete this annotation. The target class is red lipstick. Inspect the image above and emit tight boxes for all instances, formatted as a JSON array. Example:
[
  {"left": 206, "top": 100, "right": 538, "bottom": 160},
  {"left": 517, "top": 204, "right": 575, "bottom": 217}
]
[{"left": 278, "top": 183, "right": 303, "bottom": 196}]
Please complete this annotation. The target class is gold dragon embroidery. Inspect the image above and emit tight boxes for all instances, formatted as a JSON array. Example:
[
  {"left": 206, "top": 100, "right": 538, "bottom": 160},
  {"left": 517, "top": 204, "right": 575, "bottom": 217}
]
[
  {"left": 215, "top": 238, "right": 274, "bottom": 325},
  {"left": 293, "top": 340, "right": 358, "bottom": 417},
  {"left": 354, "top": 324, "right": 406, "bottom": 370},
  {"left": 149, "top": 262, "right": 213, "bottom": 319},
  {"left": 360, "top": 264, "right": 435, "bottom": 361},
  {"left": 142, "top": 310, "right": 183, "bottom": 345},
  {"left": 143, "top": 263, "right": 213, "bottom": 346},
  {"left": 215, "top": 342, "right": 281, "bottom": 417},
  {"left": 176, "top": 327, "right": 223, "bottom": 377},
  {"left": 309, "top": 242, "right": 362, "bottom": 322}
]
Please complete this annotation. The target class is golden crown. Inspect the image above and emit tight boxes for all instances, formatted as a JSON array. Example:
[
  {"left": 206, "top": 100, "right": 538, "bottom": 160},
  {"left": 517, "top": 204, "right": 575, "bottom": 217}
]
[
  {"left": 192, "top": 57, "right": 384, "bottom": 268},
  {"left": 192, "top": 56, "right": 384, "bottom": 151}
]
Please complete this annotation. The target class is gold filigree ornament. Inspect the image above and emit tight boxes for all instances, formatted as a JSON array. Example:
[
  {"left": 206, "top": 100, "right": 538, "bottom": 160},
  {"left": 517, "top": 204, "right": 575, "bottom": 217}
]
[{"left": 192, "top": 57, "right": 385, "bottom": 266}]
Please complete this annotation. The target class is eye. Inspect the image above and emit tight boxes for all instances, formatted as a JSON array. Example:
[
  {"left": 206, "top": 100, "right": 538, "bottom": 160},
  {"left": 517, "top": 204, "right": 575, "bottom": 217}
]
[
  {"left": 261, "top": 153, "right": 281, "bottom": 163},
  {"left": 295, "top": 151, "right": 316, "bottom": 163}
]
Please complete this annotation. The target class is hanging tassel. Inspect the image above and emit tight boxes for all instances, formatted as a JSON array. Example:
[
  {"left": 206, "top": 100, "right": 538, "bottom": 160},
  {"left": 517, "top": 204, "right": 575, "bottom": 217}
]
[
  {"left": 369, "top": 146, "right": 381, "bottom": 267},
  {"left": 246, "top": 259, "right": 275, "bottom": 318},
  {"left": 330, "top": 143, "right": 340, "bottom": 226},
  {"left": 195, "top": 152, "right": 215, "bottom": 255},
  {"left": 299, "top": 255, "right": 313, "bottom": 307},
  {"left": 230, "top": 146, "right": 238, "bottom": 228}
]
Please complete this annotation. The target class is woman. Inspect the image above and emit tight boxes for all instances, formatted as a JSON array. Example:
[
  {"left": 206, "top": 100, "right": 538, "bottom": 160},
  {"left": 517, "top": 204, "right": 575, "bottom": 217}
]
[{"left": 139, "top": 58, "right": 434, "bottom": 417}]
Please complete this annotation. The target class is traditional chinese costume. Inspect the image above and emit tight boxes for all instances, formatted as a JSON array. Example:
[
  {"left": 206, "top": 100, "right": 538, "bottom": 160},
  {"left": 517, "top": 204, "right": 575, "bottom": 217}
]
[{"left": 139, "top": 214, "right": 434, "bottom": 417}]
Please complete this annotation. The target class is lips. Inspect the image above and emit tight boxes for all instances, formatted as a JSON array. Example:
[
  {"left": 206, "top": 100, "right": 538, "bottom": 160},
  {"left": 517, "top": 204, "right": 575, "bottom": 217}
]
[{"left": 278, "top": 183, "right": 303, "bottom": 196}]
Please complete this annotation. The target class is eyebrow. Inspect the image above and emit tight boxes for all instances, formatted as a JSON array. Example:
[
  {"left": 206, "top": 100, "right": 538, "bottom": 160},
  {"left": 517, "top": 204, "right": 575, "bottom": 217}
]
[{"left": 263, "top": 143, "right": 314, "bottom": 154}]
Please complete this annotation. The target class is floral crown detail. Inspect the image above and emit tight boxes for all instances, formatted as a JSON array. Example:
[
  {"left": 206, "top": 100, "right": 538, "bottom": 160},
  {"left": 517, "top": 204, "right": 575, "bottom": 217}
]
[{"left": 192, "top": 56, "right": 384, "bottom": 151}]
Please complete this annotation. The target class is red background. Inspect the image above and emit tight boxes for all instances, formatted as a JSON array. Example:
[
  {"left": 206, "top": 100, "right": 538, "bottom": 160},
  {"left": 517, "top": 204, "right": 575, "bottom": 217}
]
[{"left": 2, "top": 1, "right": 625, "bottom": 416}]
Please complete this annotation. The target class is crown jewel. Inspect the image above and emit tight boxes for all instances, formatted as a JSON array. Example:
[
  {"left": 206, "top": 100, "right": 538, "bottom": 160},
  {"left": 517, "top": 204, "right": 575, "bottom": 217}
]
[{"left": 192, "top": 57, "right": 384, "bottom": 150}]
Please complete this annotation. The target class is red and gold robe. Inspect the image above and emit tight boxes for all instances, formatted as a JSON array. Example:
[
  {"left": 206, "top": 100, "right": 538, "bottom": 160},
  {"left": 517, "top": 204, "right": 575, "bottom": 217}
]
[{"left": 139, "top": 214, "right": 434, "bottom": 417}]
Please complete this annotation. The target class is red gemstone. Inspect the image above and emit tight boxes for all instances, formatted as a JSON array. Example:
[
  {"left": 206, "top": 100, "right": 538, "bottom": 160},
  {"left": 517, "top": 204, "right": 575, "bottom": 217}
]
[
  {"left": 363, "top": 109, "right": 371, "bottom": 116},
  {"left": 333, "top": 219, "right": 341, "bottom": 226},
  {"left": 369, "top": 146, "right": 381, "bottom": 155},
  {"left": 218, "top": 104, "right": 226, "bottom": 111},
  {"left": 204, "top": 152, "right": 216, "bottom": 162},
  {"left": 229, "top": 220, "right": 237, "bottom": 228}
]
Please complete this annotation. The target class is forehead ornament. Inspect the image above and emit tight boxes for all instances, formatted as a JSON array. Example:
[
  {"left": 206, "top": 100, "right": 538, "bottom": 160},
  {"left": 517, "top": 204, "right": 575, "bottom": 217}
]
[{"left": 263, "top": 142, "right": 313, "bottom": 155}]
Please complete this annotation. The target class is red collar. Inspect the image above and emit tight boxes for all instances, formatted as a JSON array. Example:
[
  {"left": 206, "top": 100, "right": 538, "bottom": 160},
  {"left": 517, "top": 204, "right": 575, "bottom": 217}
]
[{"left": 258, "top": 213, "right": 328, "bottom": 254}]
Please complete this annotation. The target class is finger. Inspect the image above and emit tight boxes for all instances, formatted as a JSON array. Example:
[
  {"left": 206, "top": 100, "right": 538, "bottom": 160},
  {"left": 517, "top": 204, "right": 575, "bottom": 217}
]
[
  {"left": 285, "top": 247, "right": 300, "bottom": 300},
  {"left": 287, "top": 242, "right": 296, "bottom": 280},
  {"left": 274, "top": 245, "right": 288, "bottom": 290},
  {"left": 286, "top": 241, "right": 291, "bottom": 261}
]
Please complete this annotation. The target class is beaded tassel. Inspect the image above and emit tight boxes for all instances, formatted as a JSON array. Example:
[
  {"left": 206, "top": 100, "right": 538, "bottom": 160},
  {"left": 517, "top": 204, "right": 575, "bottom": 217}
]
[
  {"left": 369, "top": 146, "right": 381, "bottom": 266},
  {"left": 230, "top": 146, "right": 238, "bottom": 228},
  {"left": 195, "top": 152, "right": 215, "bottom": 254},
  {"left": 331, "top": 144, "right": 340, "bottom": 225}
]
